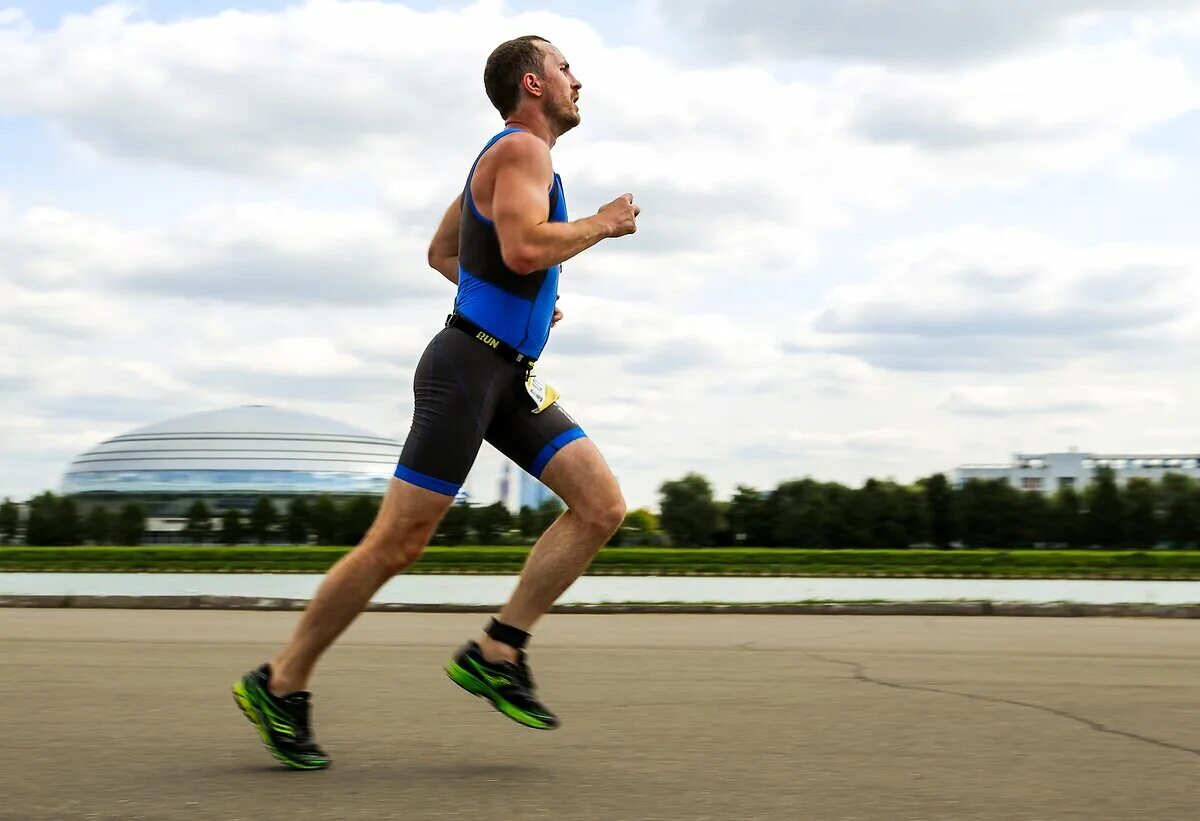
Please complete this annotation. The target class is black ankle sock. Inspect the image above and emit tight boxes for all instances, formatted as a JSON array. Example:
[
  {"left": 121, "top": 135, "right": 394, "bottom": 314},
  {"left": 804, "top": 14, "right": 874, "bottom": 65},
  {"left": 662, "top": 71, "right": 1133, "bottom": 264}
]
[{"left": 485, "top": 618, "right": 530, "bottom": 651}]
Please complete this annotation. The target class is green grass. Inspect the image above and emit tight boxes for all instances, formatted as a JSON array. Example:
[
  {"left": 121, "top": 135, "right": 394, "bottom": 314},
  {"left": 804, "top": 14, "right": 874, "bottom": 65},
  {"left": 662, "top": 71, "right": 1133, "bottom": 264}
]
[{"left": 4, "top": 546, "right": 1200, "bottom": 578}]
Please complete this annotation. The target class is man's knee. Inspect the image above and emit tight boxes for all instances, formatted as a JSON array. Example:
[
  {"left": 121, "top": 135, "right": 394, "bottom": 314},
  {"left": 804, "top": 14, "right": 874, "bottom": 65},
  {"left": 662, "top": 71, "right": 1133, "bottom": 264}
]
[
  {"left": 575, "top": 492, "right": 626, "bottom": 539},
  {"left": 366, "top": 532, "right": 427, "bottom": 575},
  {"left": 365, "top": 515, "right": 437, "bottom": 574},
  {"left": 542, "top": 438, "right": 626, "bottom": 539},
  {"left": 359, "top": 480, "right": 452, "bottom": 573}
]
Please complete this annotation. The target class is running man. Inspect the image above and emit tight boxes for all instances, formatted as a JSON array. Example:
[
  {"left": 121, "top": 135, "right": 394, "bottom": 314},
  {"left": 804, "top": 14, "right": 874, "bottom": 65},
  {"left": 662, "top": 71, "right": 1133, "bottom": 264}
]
[{"left": 233, "top": 35, "right": 640, "bottom": 769}]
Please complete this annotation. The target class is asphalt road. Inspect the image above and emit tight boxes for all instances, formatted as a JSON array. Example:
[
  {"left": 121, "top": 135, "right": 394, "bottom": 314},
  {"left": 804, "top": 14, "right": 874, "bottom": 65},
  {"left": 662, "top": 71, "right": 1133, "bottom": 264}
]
[{"left": 2, "top": 609, "right": 1198, "bottom": 820}]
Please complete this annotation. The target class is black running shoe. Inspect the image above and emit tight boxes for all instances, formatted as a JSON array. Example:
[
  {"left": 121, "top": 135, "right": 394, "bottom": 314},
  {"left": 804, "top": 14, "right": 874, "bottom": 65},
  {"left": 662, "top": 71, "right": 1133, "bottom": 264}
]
[
  {"left": 232, "top": 663, "right": 331, "bottom": 770},
  {"left": 446, "top": 641, "right": 559, "bottom": 730}
]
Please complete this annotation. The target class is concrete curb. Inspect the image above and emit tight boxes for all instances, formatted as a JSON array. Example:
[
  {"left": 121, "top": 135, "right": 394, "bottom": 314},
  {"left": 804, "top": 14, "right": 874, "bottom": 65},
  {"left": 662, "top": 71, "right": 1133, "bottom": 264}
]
[{"left": 2, "top": 595, "right": 1199, "bottom": 617}]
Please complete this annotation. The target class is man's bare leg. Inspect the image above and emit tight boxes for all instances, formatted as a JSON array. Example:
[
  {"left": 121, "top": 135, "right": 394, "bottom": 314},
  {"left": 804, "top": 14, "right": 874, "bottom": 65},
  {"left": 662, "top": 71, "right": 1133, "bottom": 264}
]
[
  {"left": 268, "top": 478, "right": 452, "bottom": 695},
  {"left": 477, "top": 437, "right": 625, "bottom": 663}
]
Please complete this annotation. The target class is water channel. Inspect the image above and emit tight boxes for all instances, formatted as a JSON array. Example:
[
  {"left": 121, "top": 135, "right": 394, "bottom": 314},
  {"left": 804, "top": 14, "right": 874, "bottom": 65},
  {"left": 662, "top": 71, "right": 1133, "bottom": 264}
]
[{"left": 3, "top": 573, "right": 1198, "bottom": 605}]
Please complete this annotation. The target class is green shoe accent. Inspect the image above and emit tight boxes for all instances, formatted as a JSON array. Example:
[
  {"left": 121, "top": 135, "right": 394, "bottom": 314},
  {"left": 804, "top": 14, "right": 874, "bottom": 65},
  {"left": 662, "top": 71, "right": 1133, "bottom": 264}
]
[
  {"left": 232, "top": 677, "right": 330, "bottom": 770},
  {"left": 445, "top": 660, "right": 555, "bottom": 730}
]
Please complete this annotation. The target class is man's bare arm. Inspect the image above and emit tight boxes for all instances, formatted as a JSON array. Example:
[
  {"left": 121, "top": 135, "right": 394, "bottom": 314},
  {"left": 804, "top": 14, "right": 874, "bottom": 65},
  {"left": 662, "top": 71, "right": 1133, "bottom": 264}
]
[
  {"left": 489, "top": 134, "right": 638, "bottom": 275},
  {"left": 427, "top": 195, "right": 462, "bottom": 284}
]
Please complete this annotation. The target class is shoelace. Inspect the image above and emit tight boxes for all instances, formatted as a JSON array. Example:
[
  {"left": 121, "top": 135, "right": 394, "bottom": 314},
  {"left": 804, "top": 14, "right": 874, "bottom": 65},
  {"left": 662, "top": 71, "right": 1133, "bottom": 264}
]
[
  {"left": 490, "top": 656, "right": 535, "bottom": 696},
  {"left": 280, "top": 696, "right": 319, "bottom": 747},
  {"left": 515, "top": 654, "right": 536, "bottom": 690}
]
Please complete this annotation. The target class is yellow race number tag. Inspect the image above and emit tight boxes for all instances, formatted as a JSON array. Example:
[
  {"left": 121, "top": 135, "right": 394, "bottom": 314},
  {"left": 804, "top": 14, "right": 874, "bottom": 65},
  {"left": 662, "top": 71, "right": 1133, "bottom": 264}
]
[{"left": 524, "top": 372, "right": 561, "bottom": 414}]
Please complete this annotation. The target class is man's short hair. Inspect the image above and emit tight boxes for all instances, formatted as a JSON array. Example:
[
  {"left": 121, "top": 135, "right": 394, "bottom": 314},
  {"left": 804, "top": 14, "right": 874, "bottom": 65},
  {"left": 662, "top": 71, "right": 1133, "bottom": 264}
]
[{"left": 484, "top": 35, "right": 550, "bottom": 117}]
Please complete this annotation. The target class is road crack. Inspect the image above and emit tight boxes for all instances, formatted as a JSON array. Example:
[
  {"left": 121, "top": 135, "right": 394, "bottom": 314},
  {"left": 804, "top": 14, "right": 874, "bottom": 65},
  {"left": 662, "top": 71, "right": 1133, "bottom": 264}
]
[{"left": 805, "top": 651, "right": 1200, "bottom": 761}]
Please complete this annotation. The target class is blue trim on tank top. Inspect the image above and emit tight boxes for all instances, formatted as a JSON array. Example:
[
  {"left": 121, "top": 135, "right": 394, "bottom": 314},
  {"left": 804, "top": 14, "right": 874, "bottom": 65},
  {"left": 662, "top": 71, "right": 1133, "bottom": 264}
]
[{"left": 464, "top": 127, "right": 525, "bottom": 227}]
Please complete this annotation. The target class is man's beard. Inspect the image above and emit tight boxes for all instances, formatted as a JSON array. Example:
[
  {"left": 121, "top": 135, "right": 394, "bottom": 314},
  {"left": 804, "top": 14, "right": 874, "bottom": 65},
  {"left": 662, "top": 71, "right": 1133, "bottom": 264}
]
[{"left": 549, "top": 96, "right": 581, "bottom": 133}]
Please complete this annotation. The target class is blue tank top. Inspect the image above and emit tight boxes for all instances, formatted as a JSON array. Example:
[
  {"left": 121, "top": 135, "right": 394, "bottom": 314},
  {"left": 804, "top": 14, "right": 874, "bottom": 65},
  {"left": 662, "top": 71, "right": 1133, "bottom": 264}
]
[{"left": 454, "top": 128, "right": 567, "bottom": 360}]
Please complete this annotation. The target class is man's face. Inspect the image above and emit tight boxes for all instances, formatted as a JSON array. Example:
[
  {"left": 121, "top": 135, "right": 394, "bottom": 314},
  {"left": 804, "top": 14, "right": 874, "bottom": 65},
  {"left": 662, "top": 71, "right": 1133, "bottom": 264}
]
[{"left": 538, "top": 44, "right": 582, "bottom": 133}]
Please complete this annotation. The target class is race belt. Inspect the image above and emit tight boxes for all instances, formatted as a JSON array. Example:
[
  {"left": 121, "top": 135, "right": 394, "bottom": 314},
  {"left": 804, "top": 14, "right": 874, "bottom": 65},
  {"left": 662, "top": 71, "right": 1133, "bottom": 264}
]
[{"left": 445, "top": 313, "right": 535, "bottom": 369}]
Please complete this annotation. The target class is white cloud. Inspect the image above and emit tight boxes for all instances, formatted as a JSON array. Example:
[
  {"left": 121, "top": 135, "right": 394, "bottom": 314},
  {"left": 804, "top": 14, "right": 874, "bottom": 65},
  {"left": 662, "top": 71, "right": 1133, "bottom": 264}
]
[
  {"left": 0, "top": 200, "right": 440, "bottom": 305},
  {"left": 797, "top": 226, "right": 1199, "bottom": 372},
  {"left": 844, "top": 39, "right": 1200, "bottom": 167},
  {"left": 941, "top": 385, "right": 1176, "bottom": 416},
  {"left": 188, "top": 336, "right": 365, "bottom": 377},
  {"left": 0, "top": 3, "right": 477, "bottom": 175},
  {"left": 652, "top": 0, "right": 1199, "bottom": 67}
]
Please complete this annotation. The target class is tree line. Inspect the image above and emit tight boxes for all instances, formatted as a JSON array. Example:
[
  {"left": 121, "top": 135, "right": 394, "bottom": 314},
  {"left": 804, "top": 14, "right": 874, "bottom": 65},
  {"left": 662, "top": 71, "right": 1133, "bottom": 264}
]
[
  {"left": 0, "top": 492, "right": 661, "bottom": 547},
  {"left": 658, "top": 468, "right": 1200, "bottom": 549},
  {"left": 1, "top": 494, "right": 147, "bottom": 546},
  {"left": 4, "top": 466, "right": 1199, "bottom": 549}
]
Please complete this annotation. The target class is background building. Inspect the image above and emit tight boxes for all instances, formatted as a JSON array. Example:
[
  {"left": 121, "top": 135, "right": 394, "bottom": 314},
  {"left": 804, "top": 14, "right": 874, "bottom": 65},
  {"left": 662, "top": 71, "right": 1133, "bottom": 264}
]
[
  {"left": 956, "top": 451, "right": 1200, "bottom": 493},
  {"left": 63, "top": 406, "right": 402, "bottom": 538},
  {"left": 518, "top": 471, "right": 558, "bottom": 510},
  {"left": 497, "top": 462, "right": 513, "bottom": 509}
]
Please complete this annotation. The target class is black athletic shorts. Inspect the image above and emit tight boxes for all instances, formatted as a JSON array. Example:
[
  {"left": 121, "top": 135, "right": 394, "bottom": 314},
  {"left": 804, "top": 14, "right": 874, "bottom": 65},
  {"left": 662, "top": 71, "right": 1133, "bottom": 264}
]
[{"left": 393, "top": 327, "right": 586, "bottom": 496}]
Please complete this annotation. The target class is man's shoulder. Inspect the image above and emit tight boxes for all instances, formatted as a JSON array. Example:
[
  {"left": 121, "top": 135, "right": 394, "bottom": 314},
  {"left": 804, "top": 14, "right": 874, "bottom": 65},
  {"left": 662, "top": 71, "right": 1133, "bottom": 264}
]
[{"left": 488, "top": 131, "right": 551, "bottom": 168}]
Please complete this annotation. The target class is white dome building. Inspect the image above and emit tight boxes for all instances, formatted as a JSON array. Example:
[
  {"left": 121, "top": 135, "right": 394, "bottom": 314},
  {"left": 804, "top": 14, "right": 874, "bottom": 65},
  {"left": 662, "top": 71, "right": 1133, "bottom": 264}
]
[{"left": 63, "top": 406, "right": 402, "bottom": 515}]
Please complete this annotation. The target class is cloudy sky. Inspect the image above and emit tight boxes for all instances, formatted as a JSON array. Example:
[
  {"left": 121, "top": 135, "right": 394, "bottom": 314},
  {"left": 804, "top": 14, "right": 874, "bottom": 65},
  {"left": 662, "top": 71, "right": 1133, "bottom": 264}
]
[{"left": 2, "top": 0, "right": 1199, "bottom": 509}]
